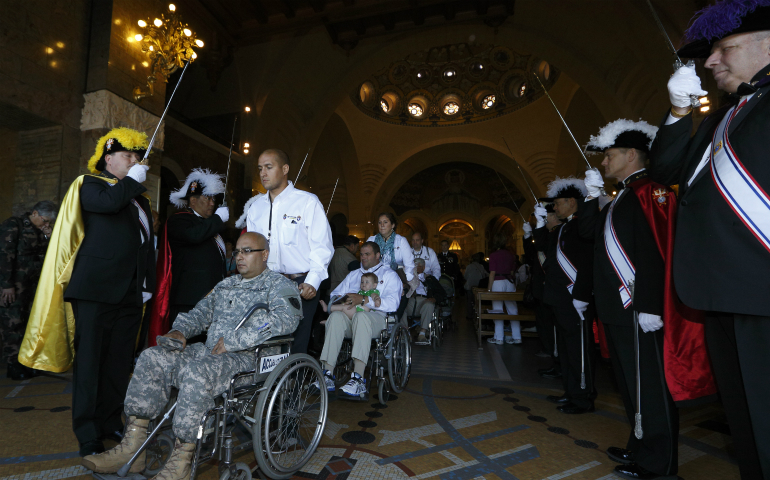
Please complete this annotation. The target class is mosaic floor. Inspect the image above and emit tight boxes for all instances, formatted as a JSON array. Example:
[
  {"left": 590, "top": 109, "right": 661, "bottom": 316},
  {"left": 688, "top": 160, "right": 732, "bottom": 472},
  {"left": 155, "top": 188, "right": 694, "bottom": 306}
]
[{"left": 0, "top": 299, "right": 741, "bottom": 480}]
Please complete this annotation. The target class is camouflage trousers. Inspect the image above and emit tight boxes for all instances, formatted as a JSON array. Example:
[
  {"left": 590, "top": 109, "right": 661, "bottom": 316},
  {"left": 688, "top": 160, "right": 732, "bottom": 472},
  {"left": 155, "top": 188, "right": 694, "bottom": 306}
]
[
  {"left": 0, "top": 294, "right": 32, "bottom": 363},
  {"left": 125, "top": 343, "right": 254, "bottom": 443}
]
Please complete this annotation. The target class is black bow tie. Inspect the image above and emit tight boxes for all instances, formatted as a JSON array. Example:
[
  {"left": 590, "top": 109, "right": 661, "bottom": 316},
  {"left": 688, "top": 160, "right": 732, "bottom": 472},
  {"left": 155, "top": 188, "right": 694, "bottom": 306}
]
[{"left": 614, "top": 182, "right": 625, "bottom": 191}]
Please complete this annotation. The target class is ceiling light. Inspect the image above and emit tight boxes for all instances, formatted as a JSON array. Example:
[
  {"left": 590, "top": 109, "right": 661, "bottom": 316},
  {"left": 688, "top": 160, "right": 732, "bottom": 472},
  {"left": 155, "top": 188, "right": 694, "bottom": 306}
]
[
  {"left": 183, "top": 28, "right": 191, "bottom": 36},
  {"left": 168, "top": 3, "right": 176, "bottom": 11},
  {"left": 138, "top": 20, "right": 147, "bottom": 27},
  {"left": 244, "top": 142, "right": 250, "bottom": 148},
  {"left": 154, "top": 18, "right": 163, "bottom": 27},
  {"left": 135, "top": 34, "right": 143, "bottom": 41},
  {"left": 245, "top": 106, "right": 251, "bottom": 112},
  {"left": 195, "top": 39, "right": 204, "bottom": 48}
]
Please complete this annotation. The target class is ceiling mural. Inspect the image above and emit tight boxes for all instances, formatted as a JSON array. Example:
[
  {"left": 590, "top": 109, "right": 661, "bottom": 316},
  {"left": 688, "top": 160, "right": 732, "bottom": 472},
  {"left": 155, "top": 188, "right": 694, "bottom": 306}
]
[
  {"left": 353, "top": 43, "right": 560, "bottom": 127},
  {"left": 389, "top": 161, "right": 525, "bottom": 217}
]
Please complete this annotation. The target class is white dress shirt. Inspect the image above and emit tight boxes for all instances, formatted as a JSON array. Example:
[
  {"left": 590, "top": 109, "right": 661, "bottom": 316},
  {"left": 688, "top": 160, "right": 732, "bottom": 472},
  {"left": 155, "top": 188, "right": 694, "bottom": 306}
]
[
  {"left": 246, "top": 181, "right": 334, "bottom": 290},
  {"left": 330, "top": 263, "right": 403, "bottom": 317},
  {"left": 367, "top": 233, "right": 415, "bottom": 281},
  {"left": 411, "top": 246, "right": 441, "bottom": 279},
  {"left": 414, "top": 272, "right": 428, "bottom": 296}
]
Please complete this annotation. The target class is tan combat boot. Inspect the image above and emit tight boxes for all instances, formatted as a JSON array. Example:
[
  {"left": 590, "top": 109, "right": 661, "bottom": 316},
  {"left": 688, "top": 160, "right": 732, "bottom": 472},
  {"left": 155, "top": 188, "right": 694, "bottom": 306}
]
[
  {"left": 150, "top": 439, "right": 195, "bottom": 480},
  {"left": 82, "top": 416, "right": 149, "bottom": 473}
]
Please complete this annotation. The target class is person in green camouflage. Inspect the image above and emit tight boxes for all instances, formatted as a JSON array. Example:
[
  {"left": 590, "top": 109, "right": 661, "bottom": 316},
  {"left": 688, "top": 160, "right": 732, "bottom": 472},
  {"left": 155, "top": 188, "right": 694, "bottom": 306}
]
[
  {"left": 1, "top": 200, "right": 58, "bottom": 380},
  {"left": 82, "top": 232, "right": 303, "bottom": 480}
]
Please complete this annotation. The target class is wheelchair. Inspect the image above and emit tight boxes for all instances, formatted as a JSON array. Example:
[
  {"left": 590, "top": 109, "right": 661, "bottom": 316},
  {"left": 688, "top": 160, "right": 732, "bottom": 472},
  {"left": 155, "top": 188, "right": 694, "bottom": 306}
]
[
  {"left": 404, "top": 306, "right": 442, "bottom": 350},
  {"left": 332, "top": 313, "right": 411, "bottom": 404},
  {"left": 114, "top": 305, "right": 329, "bottom": 480}
]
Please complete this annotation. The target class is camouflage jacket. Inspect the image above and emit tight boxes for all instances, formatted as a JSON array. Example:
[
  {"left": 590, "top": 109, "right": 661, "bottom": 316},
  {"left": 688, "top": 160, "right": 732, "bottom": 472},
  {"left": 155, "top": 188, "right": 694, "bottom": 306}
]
[
  {"left": 171, "top": 268, "right": 302, "bottom": 353},
  {"left": 0, "top": 213, "right": 48, "bottom": 290}
]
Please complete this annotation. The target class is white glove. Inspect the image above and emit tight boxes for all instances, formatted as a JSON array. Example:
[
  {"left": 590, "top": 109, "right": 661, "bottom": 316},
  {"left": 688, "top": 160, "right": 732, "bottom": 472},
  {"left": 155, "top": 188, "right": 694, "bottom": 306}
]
[
  {"left": 534, "top": 204, "right": 547, "bottom": 228},
  {"left": 126, "top": 164, "right": 149, "bottom": 184},
  {"left": 639, "top": 313, "right": 664, "bottom": 333},
  {"left": 584, "top": 169, "right": 604, "bottom": 198},
  {"left": 667, "top": 64, "right": 707, "bottom": 108},
  {"left": 572, "top": 299, "right": 589, "bottom": 320},
  {"left": 522, "top": 222, "right": 533, "bottom": 239},
  {"left": 215, "top": 207, "right": 229, "bottom": 222},
  {"left": 142, "top": 292, "right": 152, "bottom": 303}
]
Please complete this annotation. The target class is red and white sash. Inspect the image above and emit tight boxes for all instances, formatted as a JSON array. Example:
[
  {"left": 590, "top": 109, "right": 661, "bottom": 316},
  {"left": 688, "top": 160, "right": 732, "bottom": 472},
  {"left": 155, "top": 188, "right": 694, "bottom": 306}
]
[
  {"left": 214, "top": 234, "right": 226, "bottom": 259},
  {"left": 603, "top": 190, "right": 635, "bottom": 308},
  {"left": 710, "top": 98, "right": 770, "bottom": 253},
  {"left": 556, "top": 225, "right": 577, "bottom": 294}
]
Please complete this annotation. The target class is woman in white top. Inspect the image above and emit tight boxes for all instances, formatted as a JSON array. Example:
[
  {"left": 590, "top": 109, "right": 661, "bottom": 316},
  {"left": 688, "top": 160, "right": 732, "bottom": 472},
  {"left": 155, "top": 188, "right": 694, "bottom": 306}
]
[{"left": 367, "top": 212, "right": 415, "bottom": 282}]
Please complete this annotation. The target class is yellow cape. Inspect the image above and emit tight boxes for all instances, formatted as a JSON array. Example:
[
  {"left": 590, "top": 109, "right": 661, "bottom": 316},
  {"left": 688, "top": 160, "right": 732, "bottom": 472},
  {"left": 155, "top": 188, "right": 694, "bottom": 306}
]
[{"left": 18, "top": 174, "right": 149, "bottom": 372}]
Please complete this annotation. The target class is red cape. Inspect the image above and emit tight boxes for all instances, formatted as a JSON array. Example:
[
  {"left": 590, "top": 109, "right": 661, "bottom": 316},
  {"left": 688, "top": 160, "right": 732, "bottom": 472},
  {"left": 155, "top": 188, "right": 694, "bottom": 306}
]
[
  {"left": 631, "top": 178, "right": 717, "bottom": 404},
  {"left": 147, "top": 211, "right": 193, "bottom": 347}
]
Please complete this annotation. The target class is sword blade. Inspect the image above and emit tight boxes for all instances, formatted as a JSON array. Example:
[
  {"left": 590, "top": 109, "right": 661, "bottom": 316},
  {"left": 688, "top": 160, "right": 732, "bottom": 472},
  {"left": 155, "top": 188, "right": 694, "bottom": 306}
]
[
  {"left": 501, "top": 137, "right": 539, "bottom": 203},
  {"left": 141, "top": 61, "right": 191, "bottom": 164},
  {"left": 326, "top": 177, "right": 339, "bottom": 215},
  {"left": 221, "top": 116, "right": 237, "bottom": 207},
  {"left": 295, "top": 151, "right": 310, "bottom": 184},
  {"left": 493, "top": 170, "right": 527, "bottom": 222}
]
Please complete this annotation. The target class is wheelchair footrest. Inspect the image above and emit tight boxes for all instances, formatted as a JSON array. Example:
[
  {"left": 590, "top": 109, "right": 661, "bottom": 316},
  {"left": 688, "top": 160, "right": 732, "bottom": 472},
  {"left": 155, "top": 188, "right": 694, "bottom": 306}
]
[{"left": 92, "top": 473, "right": 147, "bottom": 480}]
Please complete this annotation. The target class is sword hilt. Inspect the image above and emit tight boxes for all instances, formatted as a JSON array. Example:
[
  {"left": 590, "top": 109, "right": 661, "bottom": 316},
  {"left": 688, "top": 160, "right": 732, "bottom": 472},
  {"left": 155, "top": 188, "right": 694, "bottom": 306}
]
[
  {"left": 580, "top": 373, "right": 586, "bottom": 390},
  {"left": 674, "top": 59, "right": 702, "bottom": 108},
  {"left": 634, "top": 413, "right": 643, "bottom": 439}
]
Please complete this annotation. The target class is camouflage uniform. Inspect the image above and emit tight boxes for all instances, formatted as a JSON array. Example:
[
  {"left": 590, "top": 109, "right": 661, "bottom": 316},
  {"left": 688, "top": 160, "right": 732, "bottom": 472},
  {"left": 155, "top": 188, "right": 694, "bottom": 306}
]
[
  {"left": 0, "top": 214, "right": 48, "bottom": 362},
  {"left": 124, "top": 268, "right": 302, "bottom": 443}
]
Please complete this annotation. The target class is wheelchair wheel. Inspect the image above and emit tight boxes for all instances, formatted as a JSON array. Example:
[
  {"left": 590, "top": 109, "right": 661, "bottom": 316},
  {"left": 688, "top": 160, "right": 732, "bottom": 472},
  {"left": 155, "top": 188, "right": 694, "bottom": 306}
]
[
  {"left": 378, "top": 378, "right": 390, "bottom": 405},
  {"left": 387, "top": 324, "right": 411, "bottom": 394},
  {"left": 143, "top": 432, "right": 174, "bottom": 476},
  {"left": 333, "top": 340, "right": 352, "bottom": 388},
  {"left": 218, "top": 462, "right": 252, "bottom": 480},
  {"left": 253, "top": 354, "right": 328, "bottom": 479},
  {"left": 431, "top": 333, "right": 438, "bottom": 351}
]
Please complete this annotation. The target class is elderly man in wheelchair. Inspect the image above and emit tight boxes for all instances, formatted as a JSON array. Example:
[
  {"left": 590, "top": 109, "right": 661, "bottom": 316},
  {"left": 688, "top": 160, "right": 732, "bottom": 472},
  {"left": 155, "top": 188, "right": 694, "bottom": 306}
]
[
  {"left": 81, "top": 232, "right": 316, "bottom": 480},
  {"left": 312, "top": 241, "right": 406, "bottom": 400}
]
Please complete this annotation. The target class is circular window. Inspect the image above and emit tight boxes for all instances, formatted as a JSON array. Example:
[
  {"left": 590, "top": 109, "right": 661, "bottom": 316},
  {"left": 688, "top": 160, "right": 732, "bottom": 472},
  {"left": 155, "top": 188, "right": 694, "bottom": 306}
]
[
  {"left": 415, "top": 68, "right": 432, "bottom": 85},
  {"left": 481, "top": 94, "right": 496, "bottom": 109},
  {"left": 469, "top": 62, "right": 485, "bottom": 76},
  {"left": 443, "top": 69, "right": 457, "bottom": 81},
  {"left": 379, "top": 91, "right": 401, "bottom": 116},
  {"left": 359, "top": 81, "right": 376, "bottom": 107},
  {"left": 443, "top": 102, "right": 460, "bottom": 115},
  {"left": 519, "top": 83, "right": 527, "bottom": 96},
  {"left": 380, "top": 99, "right": 390, "bottom": 113},
  {"left": 408, "top": 103, "right": 423, "bottom": 116}
]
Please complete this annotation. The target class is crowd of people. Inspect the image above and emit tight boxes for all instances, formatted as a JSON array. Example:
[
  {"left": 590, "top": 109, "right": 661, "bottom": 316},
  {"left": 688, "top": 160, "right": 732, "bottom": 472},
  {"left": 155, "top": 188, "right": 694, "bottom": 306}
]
[{"left": 2, "top": 2, "right": 770, "bottom": 479}]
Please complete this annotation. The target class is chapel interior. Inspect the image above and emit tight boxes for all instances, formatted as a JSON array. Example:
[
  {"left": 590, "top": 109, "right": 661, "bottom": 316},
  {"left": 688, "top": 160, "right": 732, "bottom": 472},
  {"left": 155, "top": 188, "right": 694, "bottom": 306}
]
[{"left": 0, "top": 1, "right": 739, "bottom": 479}]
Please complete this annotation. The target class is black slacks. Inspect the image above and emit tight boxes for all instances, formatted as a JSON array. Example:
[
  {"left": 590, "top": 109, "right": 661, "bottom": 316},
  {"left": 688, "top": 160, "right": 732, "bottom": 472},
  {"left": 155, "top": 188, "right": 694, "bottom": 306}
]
[
  {"left": 71, "top": 298, "right": 143, "bottom": 444},
  {"left": 535, "top": 300, "right": 558, "bottom": 361},
  {"left": 289, "top": 275, "right": 320, "bottom": 355},
  {"left": 706, "top": 314, "right": 765, "bottom": 480},
  {"left": 604, "top": 323, "right": 678, "bottom": 475},
  {"left": 553, "top": 298, "right": 596, "bottom": 409}
]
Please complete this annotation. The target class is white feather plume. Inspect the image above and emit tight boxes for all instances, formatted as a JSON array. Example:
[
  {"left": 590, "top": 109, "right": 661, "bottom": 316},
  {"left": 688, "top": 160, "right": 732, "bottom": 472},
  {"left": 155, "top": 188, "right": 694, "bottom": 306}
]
[
  {"left": 586, "top": 119, "right": 658, "bottom": 150},
  {"left": 234, "top": 193, "right": 265, "bottom": 229},
  {"left": 546, "top": 176, "right": 587, "bottom": 198},
  {"left": 169, "top": 168, "right": 226, "bottom": 209}
]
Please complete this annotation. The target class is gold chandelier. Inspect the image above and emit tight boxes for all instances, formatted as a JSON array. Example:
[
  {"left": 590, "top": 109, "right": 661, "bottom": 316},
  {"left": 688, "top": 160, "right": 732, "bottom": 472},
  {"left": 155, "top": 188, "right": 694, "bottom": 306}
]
[{"left": 132, "top": 4, "right": 203, "bottom": 101}]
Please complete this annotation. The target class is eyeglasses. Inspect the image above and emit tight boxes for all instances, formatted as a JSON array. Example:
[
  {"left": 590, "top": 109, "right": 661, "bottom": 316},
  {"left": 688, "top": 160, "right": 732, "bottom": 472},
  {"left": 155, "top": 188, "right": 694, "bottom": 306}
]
[{"left": 232, "top": 248, "right": 266, "bottom": 257}]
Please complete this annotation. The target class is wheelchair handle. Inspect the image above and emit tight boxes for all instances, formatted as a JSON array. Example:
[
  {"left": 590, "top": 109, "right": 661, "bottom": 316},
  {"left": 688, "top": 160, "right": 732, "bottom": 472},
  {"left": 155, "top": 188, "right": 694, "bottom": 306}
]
[{"left": 234, "top": 303, "right": 270, "bottom": 331}]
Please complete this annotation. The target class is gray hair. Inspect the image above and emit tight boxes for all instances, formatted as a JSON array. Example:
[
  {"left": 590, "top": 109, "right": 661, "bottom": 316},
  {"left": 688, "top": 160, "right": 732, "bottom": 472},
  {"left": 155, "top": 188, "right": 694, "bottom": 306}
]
[
  {"left": 32, "top": 200, "right": 58, "bottom": 220},
  {"left": 414, "top": 257, "right": 426, "bottom": 267}
]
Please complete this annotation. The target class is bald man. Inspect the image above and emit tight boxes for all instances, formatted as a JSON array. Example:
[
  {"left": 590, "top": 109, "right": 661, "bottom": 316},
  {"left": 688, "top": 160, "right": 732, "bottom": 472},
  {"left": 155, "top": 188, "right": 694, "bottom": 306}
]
[
  {"left": 82, "top": 232, "right": 303, "bottom": 479},
  {"left": 246, "top": 149, "right": 334, "bottom": 354}
]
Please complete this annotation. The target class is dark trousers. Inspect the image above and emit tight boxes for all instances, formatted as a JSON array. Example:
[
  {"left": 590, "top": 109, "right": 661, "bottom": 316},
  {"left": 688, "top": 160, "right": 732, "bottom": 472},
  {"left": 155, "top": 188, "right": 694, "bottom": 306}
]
[
  {"left": 535, "top": 300, "right": 558, "bottom": 359},
  {"left": 289, "top": 275, "right": 320, "bottom": 355},
  {"left": 604, "top": 323, "right": 678, "bottom": 475},
  {"left": 554, "top": 299, "right": 596, "bottom": 409},
  {"left": 71, "top": 299, "right": 143, "bottom": 444},
  {"left": 706, "top": 314, "right": 765, "bottom": 479}
]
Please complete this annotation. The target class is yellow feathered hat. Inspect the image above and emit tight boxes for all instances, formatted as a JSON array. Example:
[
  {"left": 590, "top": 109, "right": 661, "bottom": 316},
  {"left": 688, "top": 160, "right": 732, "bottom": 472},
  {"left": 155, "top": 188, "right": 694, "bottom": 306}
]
[{"left": 87, "top": 127, "right": 150, "bottom": 174}]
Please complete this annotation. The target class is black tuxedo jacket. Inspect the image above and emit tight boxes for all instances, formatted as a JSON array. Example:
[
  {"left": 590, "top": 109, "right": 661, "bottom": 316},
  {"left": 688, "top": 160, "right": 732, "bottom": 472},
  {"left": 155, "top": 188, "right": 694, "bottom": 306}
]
[
  {"left": 534, "top": 214, "right": 593, "bottom": 307},
  {"left": 65, "top": 174, "right": 156, "bottom": 305},
  {"left": 579, "top": 177, "right": 665, "bottom": 326},
  {"left": 522, "top": 235, "right": 545, "bottom": 301},
  {"left": 166, "top": 209, "right": 225, "bottom": 306},
  {"left": 649, "top": 83, "right": 770, "bottom": 316}
]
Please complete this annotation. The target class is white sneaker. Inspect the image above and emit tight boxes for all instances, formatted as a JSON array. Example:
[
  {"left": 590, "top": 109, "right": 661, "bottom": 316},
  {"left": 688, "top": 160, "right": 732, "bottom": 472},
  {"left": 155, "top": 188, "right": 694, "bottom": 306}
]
[
  {"left": 504, "top": 336, "right": 515, "bottom": 344},
  {"left": 487, "top": 337, "right": 503, "bottom": 345},
  {"left": 339, "top": 373, "right": 367, "bottom": 398},
  {"left": 309, "top": 369, "right": 335, "bottom": 394},
  {"left": 416, "top": 334, "right": 431, "bottom": 346}
]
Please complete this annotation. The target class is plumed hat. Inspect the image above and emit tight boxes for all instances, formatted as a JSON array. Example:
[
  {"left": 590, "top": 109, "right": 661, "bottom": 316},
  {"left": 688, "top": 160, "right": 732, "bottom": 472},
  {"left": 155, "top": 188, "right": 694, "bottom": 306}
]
[
  {"left": 586, "top": 119, "right": 658, "bottom": 153},
  {"left": 235, "top": 193, "right": 265, "bottom": 229},
  {"left": 169, "top": 168, "right": 225, "bottom": 209},
  {"left": 540, "top": 177, "right": 587, "bottom": 202},
  {"left": 679, "top": 0, "right": 770, "bottom": 58},
  {"left": 88, "top": 127, "right": 149, "bottom": 174}
]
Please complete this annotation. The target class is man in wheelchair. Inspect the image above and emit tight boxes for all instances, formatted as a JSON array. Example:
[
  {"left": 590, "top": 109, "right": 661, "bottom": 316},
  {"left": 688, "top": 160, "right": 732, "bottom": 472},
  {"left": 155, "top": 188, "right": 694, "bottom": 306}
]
[
  {"left": 400, "top": 258, "right": 436, "bottom": 345},
  {"left": 313, "top": 241, "right": 402, "bottom": 399},
  {"left": 82, "top": 232, "right": 303, "bottom": 480}
]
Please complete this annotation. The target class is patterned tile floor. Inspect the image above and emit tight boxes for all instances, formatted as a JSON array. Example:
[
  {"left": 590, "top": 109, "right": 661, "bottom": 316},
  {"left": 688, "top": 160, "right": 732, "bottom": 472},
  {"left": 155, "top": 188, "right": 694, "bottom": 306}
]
[{"left": 0, "top": 297, "right": 740, "bottom": 480}]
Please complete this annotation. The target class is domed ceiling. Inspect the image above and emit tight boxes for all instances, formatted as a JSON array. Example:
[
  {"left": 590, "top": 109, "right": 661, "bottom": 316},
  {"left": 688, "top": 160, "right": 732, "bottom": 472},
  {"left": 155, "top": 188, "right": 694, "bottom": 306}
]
[
  {"left": 389, "top": 162, "right": 526, "bottom": 216},
  {"left": 353, "top": 43, "right": 559, "bottom": 127}
]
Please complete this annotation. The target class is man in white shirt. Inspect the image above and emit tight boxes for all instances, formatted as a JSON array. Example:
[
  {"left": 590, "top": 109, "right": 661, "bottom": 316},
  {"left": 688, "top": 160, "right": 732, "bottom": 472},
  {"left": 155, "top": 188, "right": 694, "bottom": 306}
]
[
  {"left": 313, "top": 241, "right": 402, "bottom": 400},
  {"left": 410, "top": 232, "right": 440, "bottom": 279},
  {"left": 246, "top": 149, "right": 334, "bottom": 354},
  {"left": 400, "top": 258, "right": 435, "bottom": 345}
]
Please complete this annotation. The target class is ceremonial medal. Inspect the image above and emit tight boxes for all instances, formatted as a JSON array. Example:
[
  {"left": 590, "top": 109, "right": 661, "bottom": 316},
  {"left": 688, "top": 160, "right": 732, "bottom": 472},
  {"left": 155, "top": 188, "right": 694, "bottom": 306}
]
[
  {"left": 714, "top": 140, "right": 723, "bottom": 154},
  {"left": 653, "top": 188, "right": 668, "bottom": 206}
]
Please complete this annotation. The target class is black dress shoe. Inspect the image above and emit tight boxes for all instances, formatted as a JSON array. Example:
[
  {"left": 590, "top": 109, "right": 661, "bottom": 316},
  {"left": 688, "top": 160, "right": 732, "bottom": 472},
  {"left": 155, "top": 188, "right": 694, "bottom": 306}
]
[
  {"left": 539, "top": 367, "right": 562, "bottom": 379},
  {"left": 6, "top": 361, "right": 36, "bottom": 381},
  {"left": 607, "top": 446, "right": 634, "bottom": 464},
  {"left": 557, "top": 402, "right": 595, "bottom": 414},
  {"left": 78, "top": 439, "right": 105, "bottom": 457},
  {"left": 614, "top": 462, "right": 675, "bottom": 479},
  {"left": 546, "top": 394, "right": 571, "bottom": 404}
]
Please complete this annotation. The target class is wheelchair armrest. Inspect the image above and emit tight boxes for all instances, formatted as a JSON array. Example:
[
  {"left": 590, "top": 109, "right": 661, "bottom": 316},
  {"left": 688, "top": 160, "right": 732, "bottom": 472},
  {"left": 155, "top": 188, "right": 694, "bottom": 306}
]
[{"left": 258, "top": 334, "right": 294, "bottom": 348}]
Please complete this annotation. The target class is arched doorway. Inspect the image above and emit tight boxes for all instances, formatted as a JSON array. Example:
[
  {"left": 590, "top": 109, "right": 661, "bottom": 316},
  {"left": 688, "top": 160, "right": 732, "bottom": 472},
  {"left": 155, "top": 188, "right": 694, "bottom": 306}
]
[
  {"left": 438, "top": 218, "right": 475, "bottom": 266},
  {"left": 485, "top": 214, "right": 517, "bottom": 255}
]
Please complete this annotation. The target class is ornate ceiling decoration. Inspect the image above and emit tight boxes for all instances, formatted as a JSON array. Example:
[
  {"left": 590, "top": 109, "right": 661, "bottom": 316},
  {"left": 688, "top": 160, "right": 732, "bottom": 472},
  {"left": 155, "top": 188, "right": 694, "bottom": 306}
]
[{"left": 353, "top": 43, "right": 559, "bottom": 127}]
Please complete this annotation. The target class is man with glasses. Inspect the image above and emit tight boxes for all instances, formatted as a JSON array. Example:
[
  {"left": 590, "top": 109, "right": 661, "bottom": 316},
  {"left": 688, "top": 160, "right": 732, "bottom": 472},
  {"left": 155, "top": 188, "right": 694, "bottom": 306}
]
[
  {"left": 0, "top": 200, "right": 58, "bottom": 380},
  {"left": 150, "top": 169, "right": 229, "bottom": 342}
]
